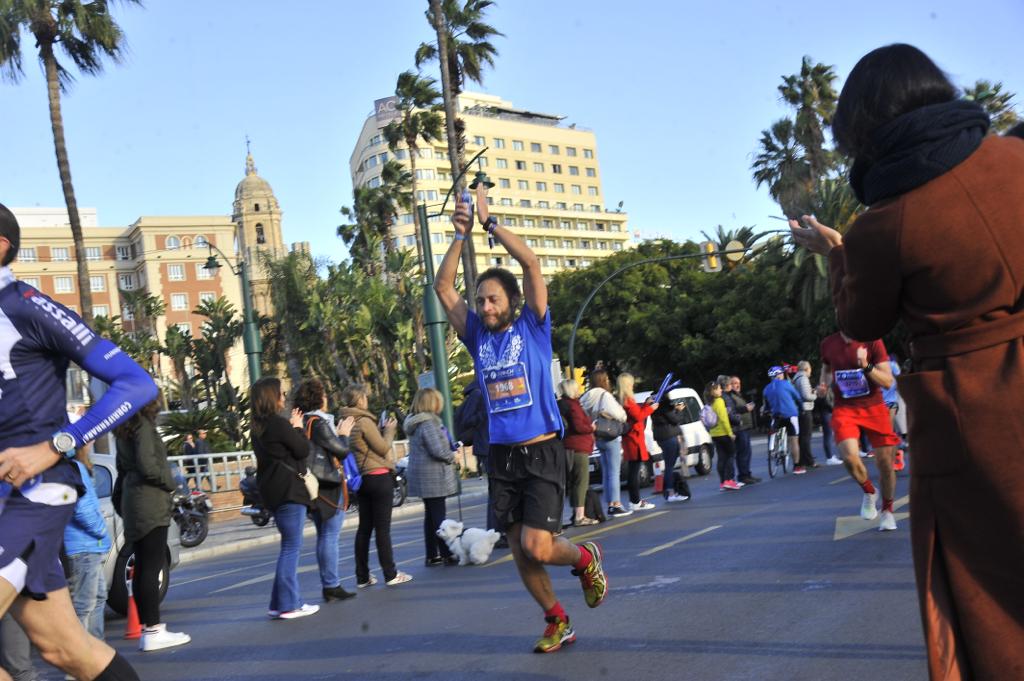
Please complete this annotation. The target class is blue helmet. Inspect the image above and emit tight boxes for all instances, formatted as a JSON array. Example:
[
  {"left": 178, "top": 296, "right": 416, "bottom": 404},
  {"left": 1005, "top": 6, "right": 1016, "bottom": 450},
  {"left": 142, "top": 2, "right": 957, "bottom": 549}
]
[{"left": 767, "top": 366, "right": 784, "bottom": 378}]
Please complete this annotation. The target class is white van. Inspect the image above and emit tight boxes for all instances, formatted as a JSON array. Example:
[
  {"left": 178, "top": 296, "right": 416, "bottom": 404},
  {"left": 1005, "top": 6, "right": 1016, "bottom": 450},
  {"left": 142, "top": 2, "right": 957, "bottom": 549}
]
[{"left": 90, "top": 453, "right": 181, "bottom": 616}]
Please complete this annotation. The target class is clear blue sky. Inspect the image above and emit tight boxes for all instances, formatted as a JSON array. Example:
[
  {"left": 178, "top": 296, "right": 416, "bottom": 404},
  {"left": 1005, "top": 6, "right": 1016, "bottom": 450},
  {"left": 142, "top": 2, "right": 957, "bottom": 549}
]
[{"left": 2, "top": 0, "right": 1021, "bottom": 263}]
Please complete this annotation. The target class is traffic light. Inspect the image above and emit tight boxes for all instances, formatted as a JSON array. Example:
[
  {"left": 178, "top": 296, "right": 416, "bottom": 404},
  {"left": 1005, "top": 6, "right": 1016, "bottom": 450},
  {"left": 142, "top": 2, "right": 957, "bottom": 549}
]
[{"left": 700, "top": 241, "right": 722, "bottom": 273}]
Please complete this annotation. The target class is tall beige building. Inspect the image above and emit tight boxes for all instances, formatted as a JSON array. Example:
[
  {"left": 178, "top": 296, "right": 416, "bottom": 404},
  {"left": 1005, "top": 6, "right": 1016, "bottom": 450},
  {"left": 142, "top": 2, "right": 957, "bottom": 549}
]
[{"left": 349, "top": 92, "right": 631, "bottom": 276}]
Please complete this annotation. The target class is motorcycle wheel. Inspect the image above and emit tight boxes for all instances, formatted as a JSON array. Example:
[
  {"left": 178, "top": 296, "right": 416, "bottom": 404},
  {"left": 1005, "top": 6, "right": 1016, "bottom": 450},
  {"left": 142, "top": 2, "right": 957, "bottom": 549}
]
[
  {"left": 178, "top": 513, "right": 209, "bottom": 548},
  {"left": 391, "top": 478, "right": 407, "bottom": 508}
]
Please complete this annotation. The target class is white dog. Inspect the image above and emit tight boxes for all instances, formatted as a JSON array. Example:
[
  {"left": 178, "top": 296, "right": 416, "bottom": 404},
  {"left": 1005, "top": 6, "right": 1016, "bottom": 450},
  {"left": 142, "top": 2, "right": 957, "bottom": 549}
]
[{"left": 436, "top": 519, "right": 501, "bottom": 565}]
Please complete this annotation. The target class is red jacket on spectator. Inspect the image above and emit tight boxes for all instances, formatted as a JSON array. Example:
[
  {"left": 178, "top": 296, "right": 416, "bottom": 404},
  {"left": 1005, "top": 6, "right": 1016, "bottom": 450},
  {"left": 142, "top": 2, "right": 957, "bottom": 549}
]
[
  {"left": 622, "top": 398, "right": 655, "bottom": 462},
  {"left": 558, "top": 397, "right": 595, "bottom": 454}
]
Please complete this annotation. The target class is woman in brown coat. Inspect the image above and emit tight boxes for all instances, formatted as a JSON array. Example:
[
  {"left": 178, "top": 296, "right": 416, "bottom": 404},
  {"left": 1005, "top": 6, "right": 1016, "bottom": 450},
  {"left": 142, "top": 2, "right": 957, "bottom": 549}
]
[{"left": 792, "top": 44, "right": 1024, "bottom": 681}]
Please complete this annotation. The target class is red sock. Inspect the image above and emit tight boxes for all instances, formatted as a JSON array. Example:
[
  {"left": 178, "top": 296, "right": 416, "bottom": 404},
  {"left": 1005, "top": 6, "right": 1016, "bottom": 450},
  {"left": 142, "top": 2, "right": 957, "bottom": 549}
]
[
  {"left": 860, "top": 479, "right": 876, "bottom": 495},
  {"left": 882, "top": 498, "right": 894, "bottom": 513},
  {"left": 544, "top": 602, "right": 567, "bottom": 623},
  {"left": 573, "top": 544, "right": 593, "bottom": 571}
]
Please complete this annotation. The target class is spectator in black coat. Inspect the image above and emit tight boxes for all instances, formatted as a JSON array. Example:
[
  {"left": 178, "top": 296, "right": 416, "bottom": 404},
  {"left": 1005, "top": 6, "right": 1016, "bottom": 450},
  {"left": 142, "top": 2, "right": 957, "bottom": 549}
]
[{"left": 651, "top": 392, "right": 691, "bottom": 502}]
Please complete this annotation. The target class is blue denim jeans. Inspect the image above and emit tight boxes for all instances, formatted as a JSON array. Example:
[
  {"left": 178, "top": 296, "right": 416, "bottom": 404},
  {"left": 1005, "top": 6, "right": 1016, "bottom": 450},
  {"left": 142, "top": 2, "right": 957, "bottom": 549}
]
[
  {"left": 311, "top": 508, "right": 345, "bottom": 589},
  {"left": 270, "top": 503, "right": 307, "bottom": 613},
  {"left": 734, "top": 430, "right": 753, "bottom": 478},
  {"left": 656, "top": 436, "right": 680, "bottom": 499},
  {"left": 66, "top": 551, "right": 106, "bottom": 640},
  {"left": 597, "top": 437, "right": 623, "bottom": 507}
]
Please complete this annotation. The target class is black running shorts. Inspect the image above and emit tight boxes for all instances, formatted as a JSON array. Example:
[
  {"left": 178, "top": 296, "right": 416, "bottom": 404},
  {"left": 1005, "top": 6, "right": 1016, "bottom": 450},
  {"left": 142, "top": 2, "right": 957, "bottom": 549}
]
[{"left": 488, "top": 438, "right": 566, "bottom": 533}]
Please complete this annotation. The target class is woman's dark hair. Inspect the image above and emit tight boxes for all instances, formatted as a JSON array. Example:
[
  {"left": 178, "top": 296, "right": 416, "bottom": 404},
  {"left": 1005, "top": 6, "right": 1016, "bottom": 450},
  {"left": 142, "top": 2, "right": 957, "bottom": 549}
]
[
  {"left": 0, "top": 203, "right": 21, "bottom": 266},
  {"left": 590, "top": 368, "right": 611, "bottom": 392},
  {"left": 112, "top": 398, "right": 162, "bottom": 440},
  {"left": 340, "top": 383, "right": 369, "bottom": 409},
  {"left": 476, "top": 267, "right": 521, "bottom": 311},
  {"left": 833, "top": 44, "right": 957, "bottom": 160},
  {"left": 292, "top": 377, "right": 325, "bottom": 414},
  {"left": 250, "top": 377, "right": 283, "bottom": 437},
  {"left": 702, "top": 381, "right": 720, "bottom": 405}
]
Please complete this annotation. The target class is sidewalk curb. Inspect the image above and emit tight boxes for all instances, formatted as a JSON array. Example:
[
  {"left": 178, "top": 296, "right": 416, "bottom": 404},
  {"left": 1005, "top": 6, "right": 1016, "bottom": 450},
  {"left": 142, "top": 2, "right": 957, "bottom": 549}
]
[{"left": 179, "top": 489, "right": 489, "bottom": 565}]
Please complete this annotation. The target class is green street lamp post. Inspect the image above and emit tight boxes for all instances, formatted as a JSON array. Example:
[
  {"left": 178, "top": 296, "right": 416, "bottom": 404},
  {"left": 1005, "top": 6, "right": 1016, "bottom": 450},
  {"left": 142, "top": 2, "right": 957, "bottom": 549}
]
[
  {"left": 203, "top": 245, "right": 263, "bottom": 385},
  {"left": 566, "top": 230, "right": 787, "bottom": 373}
]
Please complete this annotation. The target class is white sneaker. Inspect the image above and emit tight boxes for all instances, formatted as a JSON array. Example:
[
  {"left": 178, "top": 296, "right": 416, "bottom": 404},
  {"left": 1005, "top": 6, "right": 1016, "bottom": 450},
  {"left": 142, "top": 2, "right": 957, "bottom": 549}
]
[
  {"left": 878, "top": 510, "right": 897, "bottom": 531},
  {"left": 825, "top": 457, "right": 843, "bottom": 466},
  {"left": 385, "top": 571, "right": 413, "bottom": 586},
  {"left": 278, "top": 603, "right": 319, "bottom": 620},
  {"left": 665, "top": 493, "right": 689, "bottom": 503},
  {"left": 357, "top": 575, "right": 378, "bottom": 589},
  {"left": 630, "top": 500, "right": 656, "bottom": 511},
  {"left": 139, "top": 624, "right": 191, "bottom": 651},
  {"left": 860, "top": 492, "right": 879, "bottom": 520}
]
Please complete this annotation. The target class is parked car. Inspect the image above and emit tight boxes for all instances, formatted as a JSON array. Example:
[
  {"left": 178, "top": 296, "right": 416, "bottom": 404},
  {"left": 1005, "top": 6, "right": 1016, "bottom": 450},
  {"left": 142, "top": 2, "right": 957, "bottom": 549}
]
[
  {"left": 90, "top": 453, "right": 182, "bottom": 616},
  {"left": 587, "top": 387, "right": 713, "bottom": 488}
]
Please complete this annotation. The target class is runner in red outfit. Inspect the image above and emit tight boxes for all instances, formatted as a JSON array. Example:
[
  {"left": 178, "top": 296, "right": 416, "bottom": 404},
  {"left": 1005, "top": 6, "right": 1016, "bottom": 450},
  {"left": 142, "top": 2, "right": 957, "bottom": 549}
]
[{"left": 818, "top": 332, "right": 902, "bottom": 531}]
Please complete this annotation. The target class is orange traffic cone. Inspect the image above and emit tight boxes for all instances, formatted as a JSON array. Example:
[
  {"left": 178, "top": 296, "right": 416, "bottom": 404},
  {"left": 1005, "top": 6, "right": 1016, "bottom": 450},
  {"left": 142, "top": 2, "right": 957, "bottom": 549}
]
[
  {"left": 653, "top": 473, "right": 664, "bottom": 494},
  {"left": 124, "top": 567, "right": 142, "bottom": 640}
]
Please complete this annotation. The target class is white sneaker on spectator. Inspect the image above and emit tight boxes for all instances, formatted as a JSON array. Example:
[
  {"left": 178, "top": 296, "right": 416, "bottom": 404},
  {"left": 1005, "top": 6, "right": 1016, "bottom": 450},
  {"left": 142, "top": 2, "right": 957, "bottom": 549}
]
[
  {"left": 630, "top": 500, "right": 656, "bottom": 511},
  {"left": 825, "top": 457, "right": 843, "bottom": 466},
  {"left": 278, "top": 604, "right": 320, "bottom": 620},
  {"left": 139, "top": 624, "right": 191, "bottom": 651},
  {"left": 878, "top": 510, "right": 897, "bottom": 531},
  {"left": 386, "top": 571, "right": 413, "bottom": 586},
  {"left": 860, "top": 492, "right": 879, "bottom": 520},
  {"left": 665, "top": 493, "right": 689, "bottom": 503}
]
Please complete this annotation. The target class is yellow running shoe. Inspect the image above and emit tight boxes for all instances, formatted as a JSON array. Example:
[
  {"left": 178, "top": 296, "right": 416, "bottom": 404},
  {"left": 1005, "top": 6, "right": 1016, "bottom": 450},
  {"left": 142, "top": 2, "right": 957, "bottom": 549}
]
[
  {"left": 572, "top": 541, "right": 608, "bottom": 608},
  {"left": 533, "top": 616, "right": 575, "bottom": 653}
]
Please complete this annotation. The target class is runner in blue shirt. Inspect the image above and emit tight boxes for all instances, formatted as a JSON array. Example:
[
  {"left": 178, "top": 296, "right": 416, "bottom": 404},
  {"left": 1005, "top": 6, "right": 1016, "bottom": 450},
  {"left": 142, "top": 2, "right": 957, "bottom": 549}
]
[
  {"left": 435, "top": 184, "right": 608, "bottom": 654},
  {"left": 0, "top": 203, "right": 152, "bottom": 681}
]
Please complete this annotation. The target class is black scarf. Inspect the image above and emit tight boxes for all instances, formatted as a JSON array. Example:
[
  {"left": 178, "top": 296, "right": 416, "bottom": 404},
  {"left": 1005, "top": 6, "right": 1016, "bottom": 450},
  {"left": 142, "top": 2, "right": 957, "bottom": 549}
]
[{"left": 849, "top": 100, "right": 990, "bottom": 205}]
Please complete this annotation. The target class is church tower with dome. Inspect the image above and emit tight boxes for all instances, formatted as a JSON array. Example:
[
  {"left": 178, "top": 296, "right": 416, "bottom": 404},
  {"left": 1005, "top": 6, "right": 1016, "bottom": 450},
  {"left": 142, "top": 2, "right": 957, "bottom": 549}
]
[{"left": 232, "top": 149, "right": 284, "bottom": 317}]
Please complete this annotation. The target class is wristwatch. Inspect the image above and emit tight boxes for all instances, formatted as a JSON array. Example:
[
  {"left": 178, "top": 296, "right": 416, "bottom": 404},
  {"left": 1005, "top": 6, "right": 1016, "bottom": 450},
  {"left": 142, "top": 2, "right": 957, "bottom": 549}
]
[
  {"left": 863, "top": 363, "right": 875, "bottom": 374},
  {"left": 51, "top": 431, "right": 77, "bottom": 458}
]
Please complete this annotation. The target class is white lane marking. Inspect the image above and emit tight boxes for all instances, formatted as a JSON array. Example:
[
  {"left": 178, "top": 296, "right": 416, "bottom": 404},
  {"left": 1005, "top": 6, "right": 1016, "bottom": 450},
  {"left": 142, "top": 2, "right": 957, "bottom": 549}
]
[
  {"left": 832, "top": 495, "right": 910, "bottom": 540},
  {"left": 637, "top": 525, "right": 722, "bottom": 557},
  {"left": 618, "top": 575, "right": 681, "bottom": 592}
]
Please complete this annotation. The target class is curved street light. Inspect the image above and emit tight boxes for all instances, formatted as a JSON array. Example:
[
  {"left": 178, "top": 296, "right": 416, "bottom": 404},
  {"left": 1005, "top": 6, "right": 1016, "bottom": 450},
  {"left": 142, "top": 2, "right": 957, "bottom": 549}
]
[
  {"left": 202, "top": 243, "right": 262, "bottom": 385},
  {"left": 566, "top": 230, "right": 789, "bottom": 373}
]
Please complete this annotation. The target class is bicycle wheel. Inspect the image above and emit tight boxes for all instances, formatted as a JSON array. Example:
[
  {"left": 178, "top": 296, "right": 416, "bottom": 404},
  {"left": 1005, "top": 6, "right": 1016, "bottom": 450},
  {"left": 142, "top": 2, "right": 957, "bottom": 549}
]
[
  {"left": 781, "top": 437, "right": 791, "bottom": 474},
  {"left": 767, "top": 430, "right": 781, "bottom": 478}
]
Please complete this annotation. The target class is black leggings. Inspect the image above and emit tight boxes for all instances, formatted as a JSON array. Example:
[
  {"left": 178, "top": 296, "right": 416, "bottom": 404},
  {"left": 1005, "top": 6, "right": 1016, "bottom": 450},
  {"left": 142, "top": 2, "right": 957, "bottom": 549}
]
[
  {"left": 422, "top": 497, "right": 452, "bottom": 560},
  {"left": 626, "top": 460, "right": 643, "bottom": 504},
  {"left": 713, "top": 436, "right": 736, "bottom": 484},
  {"left": 132, "top": 525, "right": 168, "bottom": 626},
  {"left": 798, "top": 410, "right": 815, "bottom": 466},
  {"left": 355, "top": 473, "right": 396, "bottom": 582}
]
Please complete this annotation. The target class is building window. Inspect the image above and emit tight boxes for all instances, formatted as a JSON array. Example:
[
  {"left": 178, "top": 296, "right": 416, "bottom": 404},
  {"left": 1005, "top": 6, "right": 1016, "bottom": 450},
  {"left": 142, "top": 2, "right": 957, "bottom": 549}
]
[
  {"left": 367, "top": 177, "right": 381, "bottom": 188},
  {"left": 472, "top": 135, "right": 484, "bottom": 146},
  {"left": 512, "top": 140, "right": 524, "bottom": 151},
  {"left": 404, "top": 235, "right": 416, "bottom": 247},
  {"left": 54, "top": 276, "right": 73, "bottom": 293},
  {"left": 596, "top": 222, "right": 606, "bottom": 231},
  {"left": 545, "top": 257, "right": 559, "bottom": 267},
  {"left": 551, "top": 164, "right": 562, "bottom": 174},
  {"left": 571, "top": 185, "right": 582, "bottom": 195},
  {"left": 118, "top": 274, "right": 135, "bottom": 290},
  {"left": 121, "top": 305, "right": 134, "bottom": 320},
  {"left": 170, "top": 293, "right": 188, "bottom": 311},
  {"left": 544, "top": 238, "right": 556, "bottom": 248},
  {"left": 367, "top": 156, "right": 378, "bottom": 168},
  {"left": 52, "top": 247, "right": 70, "bottom": 262},
  {"left": 517, "top": 180, "right": 529, "bottom": 190},
  {"left": 493, "top": 138, "right": 505, "bottom": 148},
  {"left": 581, "top": 240, "right": 591, "bottom": 249},
  {"left": 199, "top": 292, "right": 216, "bottom": 304},
  {"left": 401, "top": 213, "right": 414, "bottom": 224},
  {"left": 578, "top": 221, "right": 589, "bottom": 230},
  {"left": 569, "top": 166, "right": 580, "bottom": 176},
  {"left": 533, "top": 162, "right": 544, "bottom": 172},
  {"left": 515, "top": 161, "right": 526, "bottom": 171},
  {"left": 415, "top": 169, "right": 434, "bottom": 180},
  {"left": 167, "top": 264, "right": 185, "bottom": 281},
  {"left": 536, "top": 181, "right": 547, "bottom": 191},
  {"left": 255, "top": 223, "right": 266, "bottom": 245},
  {"left": 566, "top": 146, "right": 578, "bottom": 157},
  {"left": 195, "top": 263, "right": 214, "bottom": 280},
  {"left": 588, "top": 186, "right": 599, "bottom": 196},
  {"left": 92, "top": 305, "right": 109, "bottom": 318},
  {"left": 566, "top": 258, "right": 577, "bottom": 267},
  {"left": 20, "top": 247, "right": 36, "bottom": 262},
  {"left": 519, "top": 199, "right": 532, "bottom": 208},
  {"left": 415, "top": 190, "right": 439, "bottom": 201},
  {"left": 574, "top": 203, "right": 584, "bottom": 211},
  {"left": 379, "top": 153, "right": 388, "bottom": 163},
  {"left": 503, "top": 217, "right": 518, "bottom": 226},
  {"left": 175, "top": 322, "right": 191, "bottom": 334},
  {"left": 166, "top": 236, "right": 181, "bottom": 250},
  {"left": 89, "top": 275, "right": 105, "bottom": 292},
  {"left": 542, "top": 219, "right": 553, "bottom": 228},
  {"left": 563, "top": 239, "right": 574, "bottom": 249},
  {"left": 598, "top": 241, "right": 608, "bottom": 250},
  {"left": 394, "top": 149, "right": 407, "bottom": 159},
  {"left": 526, "top": 238, "right": 538, "bottom": 247},
  {"left": 500, "top": 198, "right": 513, "bottom": 206},
  {"left": 560, "top": 220, "right": 572, "bottom": 230},
  {"left": 85, "top": 246, "right": 102, "bottom": 261},
  {"left": 435, "top": 149, "right": 446, "bottom": 159},
  {"left": 530, "top": 142, "right": 541, "bottom": 153},
  {"left": 22, "top": 276, "right": 39, "bottom": 288},
  {"left": 613, "top": 242, "right": 622, "bottom": 251},
  {"left": 496, "top": 158, "right": 508, "bottom": 169},
  {"left": 548, "top": 145, "right": 560, "bottom": 154},
  {"left": 554, "top": 183, "right": 565, "bottom": 193},
  {"left": 523, "top": 218, "right": 536, "bottom": 227},
  {"left": 591, "top": 204, "right": 601, "bottom": 212},
  {"left": 586, "top": 168, "right": 596, "bottom": 177},
  {"left": 556, "top": 202, "right": 567, "bottom": 210},
  {"left": 195, "top": 235, "right": 209, "bottom": 248},
  {"left": 584, "top": 149, "right": 594, "bottom": 159},
  {"left": 499, "top": 178, "right": 511, "bottom": 188},
  {"left": 537, "top": 201, "right": 550, "bottom": 208},
  {"left": 490, "top": 257, "right": 504, "bottom": 266},
  {"left": 116, "top": 245, "right": 130, "bottom": 260}
]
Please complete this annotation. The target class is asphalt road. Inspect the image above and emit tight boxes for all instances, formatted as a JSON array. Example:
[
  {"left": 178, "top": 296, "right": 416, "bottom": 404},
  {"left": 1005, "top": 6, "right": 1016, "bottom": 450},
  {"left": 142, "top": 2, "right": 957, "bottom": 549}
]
[{"left": 102, "top": 435, "right": 926, "bottom": 681}]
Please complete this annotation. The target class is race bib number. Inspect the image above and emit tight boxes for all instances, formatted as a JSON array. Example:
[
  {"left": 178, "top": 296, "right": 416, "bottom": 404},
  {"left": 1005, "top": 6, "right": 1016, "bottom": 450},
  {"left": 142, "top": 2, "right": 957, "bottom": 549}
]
[
  {"left": 834, "top": 369, "right": 870, "bottom": 399},
  {"left": 484, "top": 363, "right": 533, "bottom": 414}
]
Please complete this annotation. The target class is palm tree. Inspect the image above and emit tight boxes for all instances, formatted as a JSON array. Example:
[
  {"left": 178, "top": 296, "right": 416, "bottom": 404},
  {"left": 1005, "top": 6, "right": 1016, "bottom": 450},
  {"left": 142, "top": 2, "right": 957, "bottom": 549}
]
[
  {"left": 162, "top": 325, "right": 195, "bottom": 410},
  {"left": 778, "top": 57, "right": 838, "bottom": 183},
  {"left": 751, "top": 118, "right": 811, "bottom": 217},
  {"left": 0, "top": 0, "right": 140, "bottom": 328},
  {"left": 700, "top": 225, "right": 758, "bottom": 252},
  {"left": 963, "top": 79, "right": 1020, "bottom": 134},
  {"left": 383, "top": 70, "right": 444, "bottom": 264},
  {"left": 418, "top": 0, "right": 504, "bottom": 305}
]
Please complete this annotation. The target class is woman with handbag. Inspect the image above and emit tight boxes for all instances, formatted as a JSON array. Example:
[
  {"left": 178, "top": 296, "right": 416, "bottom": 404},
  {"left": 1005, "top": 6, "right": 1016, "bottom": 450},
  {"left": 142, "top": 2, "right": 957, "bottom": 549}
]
[
  {"left": 404, "top": 388, "right": 460, "bottom": 566},
  {"left": 339, "top": 384, "right": 412, "bottom": 587},
  {"left": 251, "top": 377, "right": 319, "bottom": 620},
  {"left": 114, "top": 397, "right": 191, "bottom": 650},
  {"left": 294, "top": 378, "right": 357, "bottom": 603},
  {"left": 558, "top": 379, "right": 598, "bottom": 526},
  {"left": 617, "top": 373, "right": 660, "bottom": 512},
  {"left": 580, "top": 368, "right": 631, "bottom": 517}
]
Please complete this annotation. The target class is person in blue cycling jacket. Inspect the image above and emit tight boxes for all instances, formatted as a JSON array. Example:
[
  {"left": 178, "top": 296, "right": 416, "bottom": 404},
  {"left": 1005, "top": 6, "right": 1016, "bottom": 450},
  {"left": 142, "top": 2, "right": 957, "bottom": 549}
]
[
  {"left": 762, "top": 366, "right": 803, "bottom": 469},
  {"left": 0, "top": 203, "right": 154, "bottom": 681}
]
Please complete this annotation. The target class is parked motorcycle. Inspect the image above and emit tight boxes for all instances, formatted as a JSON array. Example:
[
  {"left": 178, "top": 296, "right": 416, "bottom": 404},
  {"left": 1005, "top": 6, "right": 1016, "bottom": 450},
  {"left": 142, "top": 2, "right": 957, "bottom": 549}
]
[
  {"left": 239, "top": 465, "right": 272, "bottom": 526},
  {"left": 172, "top": 486, "right": 212, "bottom": 548},
  {"left": 345, "top": 458, "right": 408, "bottom": 513}
]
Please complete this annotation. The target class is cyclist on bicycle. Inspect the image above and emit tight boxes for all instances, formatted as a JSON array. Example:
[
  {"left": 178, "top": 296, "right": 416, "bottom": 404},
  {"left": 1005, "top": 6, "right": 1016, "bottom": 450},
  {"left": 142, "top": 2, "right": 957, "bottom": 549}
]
[{"left": 762, "top": 366, "right": 803, "bottom": 472}]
